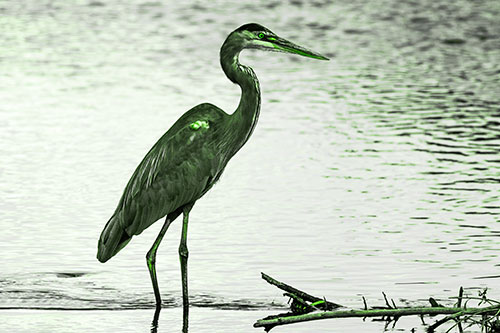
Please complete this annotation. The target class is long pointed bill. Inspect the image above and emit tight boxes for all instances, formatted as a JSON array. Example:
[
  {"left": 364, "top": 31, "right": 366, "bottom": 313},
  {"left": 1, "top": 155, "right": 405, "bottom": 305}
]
[{"left": 270, "top": 36, "right": 329, "bottom": 60}]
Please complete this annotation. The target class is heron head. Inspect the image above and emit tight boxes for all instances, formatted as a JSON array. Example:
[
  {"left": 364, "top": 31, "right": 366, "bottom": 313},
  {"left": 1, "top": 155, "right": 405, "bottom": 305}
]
[{"left": 234, "top": 23, "right": 329, "bottom": 61}]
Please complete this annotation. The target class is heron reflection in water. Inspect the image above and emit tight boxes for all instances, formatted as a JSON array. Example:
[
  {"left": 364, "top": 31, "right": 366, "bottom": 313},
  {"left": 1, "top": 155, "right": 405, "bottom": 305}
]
[{"left": 97, "top": 23, "right": 328, "bottom": 332}]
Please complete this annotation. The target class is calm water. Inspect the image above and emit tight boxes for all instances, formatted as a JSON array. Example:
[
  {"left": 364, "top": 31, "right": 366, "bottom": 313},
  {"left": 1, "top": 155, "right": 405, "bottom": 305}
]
[{"left": 1, "top": 0, "right": 499, "bottom": 332}]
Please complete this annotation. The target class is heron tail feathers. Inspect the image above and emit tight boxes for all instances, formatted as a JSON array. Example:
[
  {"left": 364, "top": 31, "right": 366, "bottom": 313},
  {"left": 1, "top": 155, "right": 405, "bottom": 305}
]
[{"left": 97, "top": 214, "right": 132, "bottom": 263}]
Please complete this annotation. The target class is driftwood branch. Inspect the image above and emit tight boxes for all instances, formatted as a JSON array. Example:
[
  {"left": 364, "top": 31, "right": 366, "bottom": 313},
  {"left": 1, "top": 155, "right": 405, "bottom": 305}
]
[
  {"left": 254, "top": 273, "right": 500, "bottom": 332},
  {"left": 260, "top": 272, "right": 341, "bottom": 311},
  {"left": 254, "top": 305, "right": 500, "bottom": 330}
]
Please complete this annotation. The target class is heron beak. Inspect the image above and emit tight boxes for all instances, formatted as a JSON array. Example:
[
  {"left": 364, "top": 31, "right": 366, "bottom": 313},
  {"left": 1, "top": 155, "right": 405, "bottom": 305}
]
[{"left": 269, "top": 36, "right": 329, "bottom": 61}]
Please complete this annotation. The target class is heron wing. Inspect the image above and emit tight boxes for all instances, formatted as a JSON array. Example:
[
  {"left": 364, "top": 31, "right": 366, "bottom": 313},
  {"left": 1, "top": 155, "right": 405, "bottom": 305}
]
[{"left": 113, "top": 103, "right": 229, "bottom": 237}]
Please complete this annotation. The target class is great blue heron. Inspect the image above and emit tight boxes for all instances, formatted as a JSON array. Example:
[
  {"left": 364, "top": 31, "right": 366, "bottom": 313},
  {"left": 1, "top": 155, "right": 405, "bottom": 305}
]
[{"left": 97, "top": 23, "right": 328, "bottom": 330}]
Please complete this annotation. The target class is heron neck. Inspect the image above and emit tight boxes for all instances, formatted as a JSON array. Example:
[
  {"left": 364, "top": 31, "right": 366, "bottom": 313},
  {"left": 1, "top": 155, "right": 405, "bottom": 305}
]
[{"left": 220, "top": 42, "right": 261, "bottom": 152}]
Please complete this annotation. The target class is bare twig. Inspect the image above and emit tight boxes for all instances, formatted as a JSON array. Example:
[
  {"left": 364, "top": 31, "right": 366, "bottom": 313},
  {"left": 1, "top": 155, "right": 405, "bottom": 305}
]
[
  {"left": 383, "top": 292, "right": 392, "bottom": 308},
  {"left": 428, "top": 310, "right": 465, "bottom": 332},
  {"left": 456, "top": 287, "right": 463, "bottom": 308}
]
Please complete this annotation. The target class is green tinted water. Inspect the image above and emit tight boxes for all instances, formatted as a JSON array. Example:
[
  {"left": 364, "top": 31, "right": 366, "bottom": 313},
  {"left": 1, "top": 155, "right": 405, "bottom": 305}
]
[{"left": 1, "top": 0, "right": 499, "bottom": 332}]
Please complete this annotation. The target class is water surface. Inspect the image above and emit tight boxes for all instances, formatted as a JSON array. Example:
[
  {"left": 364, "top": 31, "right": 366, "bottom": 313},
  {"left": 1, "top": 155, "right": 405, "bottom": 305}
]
[{"left": 1, "top": 0, "right": 499, "bottom": 332}]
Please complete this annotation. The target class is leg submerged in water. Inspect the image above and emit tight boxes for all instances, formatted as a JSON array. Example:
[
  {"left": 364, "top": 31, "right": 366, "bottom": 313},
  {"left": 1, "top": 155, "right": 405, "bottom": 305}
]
[{"left": 150, "top": 306, "right": 161, "bottom": 333}]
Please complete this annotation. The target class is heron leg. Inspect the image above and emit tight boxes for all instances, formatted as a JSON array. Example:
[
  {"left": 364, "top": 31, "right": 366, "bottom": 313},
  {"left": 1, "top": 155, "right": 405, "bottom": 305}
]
[
  {"left": 146, "top": 216, "right": 174, "bottom": 310},
  {"left": 179, "top": 203, "right": 193, "bottom": 333}
]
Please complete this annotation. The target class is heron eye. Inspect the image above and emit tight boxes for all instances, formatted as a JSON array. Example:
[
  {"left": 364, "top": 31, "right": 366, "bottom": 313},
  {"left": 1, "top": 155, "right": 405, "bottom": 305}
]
[{"left": 258, "top": 33, "right": 264, "bottom": 39}]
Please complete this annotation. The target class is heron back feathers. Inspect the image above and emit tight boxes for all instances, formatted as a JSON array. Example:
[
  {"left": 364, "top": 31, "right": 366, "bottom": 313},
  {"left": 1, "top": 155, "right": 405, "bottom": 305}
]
[{"left": 97, "top": 103, "right": 231, "bottom": 262}]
